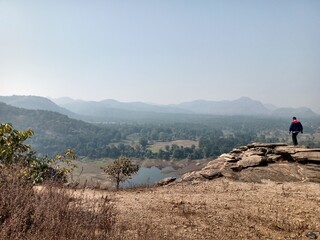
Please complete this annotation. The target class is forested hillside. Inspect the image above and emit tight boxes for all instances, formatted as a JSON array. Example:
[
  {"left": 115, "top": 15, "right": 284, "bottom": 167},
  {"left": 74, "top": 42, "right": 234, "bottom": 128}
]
[
  {"left": 1, "top": 102, "right": 319, "bottom": 160},
  {"left": 0, "top": 102, "right": 113, "bottom": 156}
]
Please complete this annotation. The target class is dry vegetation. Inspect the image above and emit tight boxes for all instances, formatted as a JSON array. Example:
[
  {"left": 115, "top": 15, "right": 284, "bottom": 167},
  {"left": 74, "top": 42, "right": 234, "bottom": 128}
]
[
  {"left": 108, "top": 179, "right": 320, "bottom": 240},
  {"left": 1, "top": 166, "right": 320, "bottom": 240},
  {"left": 0, "top": 167, "right": 114, "bottom": 240}
]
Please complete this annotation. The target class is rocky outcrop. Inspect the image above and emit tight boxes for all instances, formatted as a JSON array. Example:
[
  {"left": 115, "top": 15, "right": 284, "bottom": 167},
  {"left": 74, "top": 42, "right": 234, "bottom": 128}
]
[{"left": 177, "top": 143, "right": 320, "bottom": 184}]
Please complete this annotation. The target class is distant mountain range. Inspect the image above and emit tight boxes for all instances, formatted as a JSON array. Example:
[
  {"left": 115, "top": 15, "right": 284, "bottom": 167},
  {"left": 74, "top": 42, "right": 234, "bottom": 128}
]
[
  {"left": 174, "top": 97, "right": 318, "bottom": 118},
  {"left": 0, "top": 95, "right": 318, "bottom": 121},
  {"left": 176, "top": 97, "right": 270, "bottom": 115}
]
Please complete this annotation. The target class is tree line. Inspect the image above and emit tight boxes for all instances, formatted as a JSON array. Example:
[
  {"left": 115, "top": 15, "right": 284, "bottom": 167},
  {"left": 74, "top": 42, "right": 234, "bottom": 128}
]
[{"left": 1, "top": 102, "right": 320, "bottom": 160}]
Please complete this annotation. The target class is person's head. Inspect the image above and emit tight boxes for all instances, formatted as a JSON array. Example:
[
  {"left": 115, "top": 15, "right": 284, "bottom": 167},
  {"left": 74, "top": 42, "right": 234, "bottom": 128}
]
[{"left": 292, "top": 117, "right": 297, "bottom": 120}]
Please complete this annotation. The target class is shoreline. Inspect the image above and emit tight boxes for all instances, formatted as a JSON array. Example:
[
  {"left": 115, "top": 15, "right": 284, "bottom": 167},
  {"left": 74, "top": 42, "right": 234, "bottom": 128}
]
[{"left": 70, "top": 158, "right": 210, "bottom": 189}]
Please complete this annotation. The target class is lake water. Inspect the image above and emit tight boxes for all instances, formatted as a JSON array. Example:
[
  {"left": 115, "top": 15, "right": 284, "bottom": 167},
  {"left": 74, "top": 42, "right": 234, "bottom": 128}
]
[{"left": 121, "top": 166, "right": 180, "bottom": 187}]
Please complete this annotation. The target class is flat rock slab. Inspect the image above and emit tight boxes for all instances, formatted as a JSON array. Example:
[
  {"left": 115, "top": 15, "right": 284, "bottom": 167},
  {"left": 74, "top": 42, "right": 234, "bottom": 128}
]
[
  {"left": 292, "top": 151, "right": 320, "bottom": 163},
  {"left": 237, "top": 155, "right": 267, "bottom": 168},
  {"left": 247, "top": 143, "right": 288, "bottom": 148},
  {"left": 237, "top": 163, "right": 303, "bottom": 182},
  {"left": 274, "top": 146, "right": 320, "bottom": 154},
  {"left": 245, "top": 149, "right": 266, "bottom": 156}
]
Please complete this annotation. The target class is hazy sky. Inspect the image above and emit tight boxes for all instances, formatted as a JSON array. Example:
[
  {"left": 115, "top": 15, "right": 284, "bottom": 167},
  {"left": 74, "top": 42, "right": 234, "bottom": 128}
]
[{"left": 1, "top": 1, "right": 320, "bottom": 112}]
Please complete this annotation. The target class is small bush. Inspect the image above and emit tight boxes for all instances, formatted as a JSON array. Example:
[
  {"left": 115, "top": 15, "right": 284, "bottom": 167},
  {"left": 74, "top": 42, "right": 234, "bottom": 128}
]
[{"left": 0, "top": 123, "right": 77, "bottom": 184}]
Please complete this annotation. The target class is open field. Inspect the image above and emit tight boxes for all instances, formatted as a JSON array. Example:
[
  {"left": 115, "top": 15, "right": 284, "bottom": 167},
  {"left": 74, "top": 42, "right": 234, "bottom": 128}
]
[
  {"left": 78, "top": 178, "right": 320, "bottom": 240},
  {"left": 149, "top": 140, "right": 198, "bottom": 152}
]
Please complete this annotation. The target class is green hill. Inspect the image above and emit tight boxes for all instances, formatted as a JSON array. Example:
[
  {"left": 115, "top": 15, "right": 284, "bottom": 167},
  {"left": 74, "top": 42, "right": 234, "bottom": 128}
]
[{"left": 0, "top": 102, "right": 116, "bottom": 157}]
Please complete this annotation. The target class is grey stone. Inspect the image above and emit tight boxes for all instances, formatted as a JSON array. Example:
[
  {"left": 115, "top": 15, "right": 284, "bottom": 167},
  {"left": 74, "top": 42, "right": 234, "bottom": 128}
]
[{"left": 245, "top": 149, "right": 266, "bottom": 156}]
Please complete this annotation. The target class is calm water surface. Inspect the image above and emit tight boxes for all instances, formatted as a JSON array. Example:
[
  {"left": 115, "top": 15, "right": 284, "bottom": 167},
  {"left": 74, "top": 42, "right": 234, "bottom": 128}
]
[{"left": 121, "top": 166, "right": 179, "bottom": 187}]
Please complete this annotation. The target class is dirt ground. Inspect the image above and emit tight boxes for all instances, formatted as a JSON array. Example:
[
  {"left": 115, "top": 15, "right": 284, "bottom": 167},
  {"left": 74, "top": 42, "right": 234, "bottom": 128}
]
[{"left": 84, "top": 178, "right": 320, "bottom": 240}]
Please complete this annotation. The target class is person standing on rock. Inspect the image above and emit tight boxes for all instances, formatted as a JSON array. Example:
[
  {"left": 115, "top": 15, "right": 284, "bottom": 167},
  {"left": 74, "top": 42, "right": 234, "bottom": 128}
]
[{"left": 289, "top": 117, "right": 303, "bottom": 146}]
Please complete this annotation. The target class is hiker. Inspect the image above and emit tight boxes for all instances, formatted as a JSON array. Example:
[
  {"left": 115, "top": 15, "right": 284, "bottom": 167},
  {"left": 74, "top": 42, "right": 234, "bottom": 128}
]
[{"left": 289, "top": 117, "right": 303, "bottom": 146}]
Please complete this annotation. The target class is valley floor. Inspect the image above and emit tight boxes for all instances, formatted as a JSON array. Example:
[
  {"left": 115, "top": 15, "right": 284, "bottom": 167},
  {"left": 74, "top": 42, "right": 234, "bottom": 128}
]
[{"left": 84, "top": 178, "right": 320, "bottom": 240}]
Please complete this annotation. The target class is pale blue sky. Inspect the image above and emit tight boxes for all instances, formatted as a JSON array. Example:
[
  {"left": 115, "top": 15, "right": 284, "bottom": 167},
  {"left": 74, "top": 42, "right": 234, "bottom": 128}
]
[{"left": 1, "top": 1, "right": 320, "bottom": 112}]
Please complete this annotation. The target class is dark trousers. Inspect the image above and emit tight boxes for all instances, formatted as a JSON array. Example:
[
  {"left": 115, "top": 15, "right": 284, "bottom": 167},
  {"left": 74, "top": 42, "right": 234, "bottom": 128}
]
[{"left": 292, "top": 132, "right": 299, "bottom": 146}]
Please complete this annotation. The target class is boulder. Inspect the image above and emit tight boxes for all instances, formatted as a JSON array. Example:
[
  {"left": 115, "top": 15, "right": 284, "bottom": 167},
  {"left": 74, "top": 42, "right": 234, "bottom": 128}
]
[
  {"left": 179, "top": 171, "right": 204, "bottom": 182},
  {"left": 203, "top": 158, "right": 226, "bottom": 170},
  {"left": 237, "top": 155, "right": 268, "bottom": 168},
  {"left": 199, "top": 169, "right": 223, "bottom": 180},
  {"left": 272, "top": 148, "right": 295, "bottom": 162},
  {"left": 219, "top": 153, "right": 238, "bottom": 162},
  {"left": 156, "top": 177, "right": 176, "bottom": 186},
  {"left": 226, "top": 152, "right": 244, "bottom": 162},
  {"left": 274, "top": 146, "right": 300, "bottom": 154}
]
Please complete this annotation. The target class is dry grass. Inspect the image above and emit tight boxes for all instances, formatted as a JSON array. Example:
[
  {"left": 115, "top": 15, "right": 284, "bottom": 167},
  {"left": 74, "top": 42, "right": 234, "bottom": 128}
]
[
  {"left": 1, "top": 166, "right": 320, "bottom": 239},
  {"left": 109, "top": 179, "right": 320, "bottom": 239},
  {"left": 0, "top": 167, "right": 114, "bottom": 240}
]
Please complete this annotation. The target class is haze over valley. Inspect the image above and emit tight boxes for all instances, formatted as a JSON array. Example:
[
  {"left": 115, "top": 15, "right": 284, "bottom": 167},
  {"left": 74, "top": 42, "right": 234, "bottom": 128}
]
[
  {"left": 0, "top": 95, "right": 318, "bottom": 122},
  {"left": 1, "top": 95, "right": 319, "bottom": 162}
]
